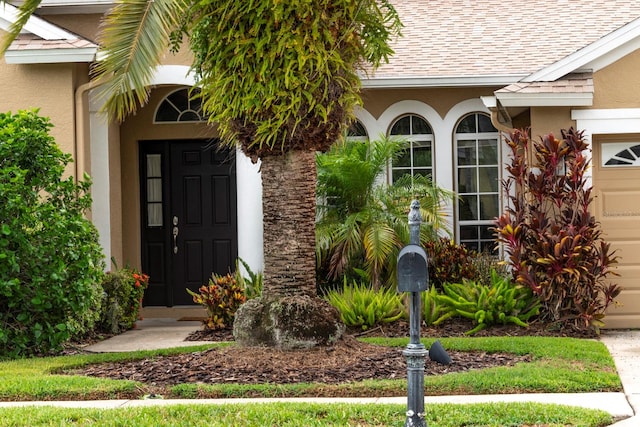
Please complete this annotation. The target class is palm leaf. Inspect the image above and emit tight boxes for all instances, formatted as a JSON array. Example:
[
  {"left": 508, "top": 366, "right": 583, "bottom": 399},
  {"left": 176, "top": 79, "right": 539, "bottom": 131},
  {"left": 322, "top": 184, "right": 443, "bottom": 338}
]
[
  {"left": 362, "top": 222, "right": 400, "bottom": 288},
  {"left": 92, "top": 0, "right": 187, "bottom": 121}
]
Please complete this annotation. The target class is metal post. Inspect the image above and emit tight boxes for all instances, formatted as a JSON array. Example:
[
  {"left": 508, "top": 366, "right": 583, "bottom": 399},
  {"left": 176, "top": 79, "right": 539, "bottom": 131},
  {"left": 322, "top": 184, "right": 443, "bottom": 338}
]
[{"left": 404, "top": 199, "right": 427, "bottom": 427}]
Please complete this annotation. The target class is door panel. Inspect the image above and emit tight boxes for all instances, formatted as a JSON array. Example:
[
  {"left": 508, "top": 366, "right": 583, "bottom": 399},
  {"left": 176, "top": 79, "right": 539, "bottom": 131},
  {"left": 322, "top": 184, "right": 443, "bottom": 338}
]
[{"left": 140, "top": 140, "right": 237, "bottom": 306}]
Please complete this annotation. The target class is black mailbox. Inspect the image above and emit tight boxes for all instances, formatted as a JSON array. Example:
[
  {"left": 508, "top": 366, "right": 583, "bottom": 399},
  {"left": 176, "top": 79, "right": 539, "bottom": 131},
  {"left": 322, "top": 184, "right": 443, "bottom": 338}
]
[{"left": 397, "top": 244, "right": 428, "bottom": 292}]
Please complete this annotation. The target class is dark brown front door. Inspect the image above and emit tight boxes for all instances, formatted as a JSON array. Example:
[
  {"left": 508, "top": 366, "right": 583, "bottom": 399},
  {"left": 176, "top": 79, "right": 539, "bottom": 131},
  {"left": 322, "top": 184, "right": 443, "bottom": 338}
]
[{"left": 140, "top": 139, "right": 237, "bottom": 306}]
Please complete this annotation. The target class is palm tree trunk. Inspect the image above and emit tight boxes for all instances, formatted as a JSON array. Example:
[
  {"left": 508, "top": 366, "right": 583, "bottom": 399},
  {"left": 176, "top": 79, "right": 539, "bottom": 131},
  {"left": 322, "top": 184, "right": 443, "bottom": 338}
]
[
  {"left": 233, "top": 149, "right": 344, "bottom": 349},
  {"left": 260, "top": 150, "right": 317, "bottom": 297}
]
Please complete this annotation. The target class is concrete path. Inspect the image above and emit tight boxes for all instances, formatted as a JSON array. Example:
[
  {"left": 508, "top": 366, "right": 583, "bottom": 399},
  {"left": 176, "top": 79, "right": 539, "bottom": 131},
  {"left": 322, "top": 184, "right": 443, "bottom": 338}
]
[
  {"left": 600, "top": 330, "right": 640, "bottom": 426},
  {"left": 1, "top": 319, "right": 638, "bottom": 426}
]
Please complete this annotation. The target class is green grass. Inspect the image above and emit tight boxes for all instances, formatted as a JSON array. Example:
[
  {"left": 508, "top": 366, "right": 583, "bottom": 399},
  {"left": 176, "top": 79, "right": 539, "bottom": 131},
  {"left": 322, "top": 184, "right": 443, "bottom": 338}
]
[
  {"left": 0, "top": 337, "right": 620, "bottom": 401},
  {"left": 0, "top": 344, "right": 218, "bottom": 401},
  {"left": 0, "top": 402, "right": 613, "bottom": 426},
  {"left": 0, "top": 337, "right": 620, "bottom": 426}
]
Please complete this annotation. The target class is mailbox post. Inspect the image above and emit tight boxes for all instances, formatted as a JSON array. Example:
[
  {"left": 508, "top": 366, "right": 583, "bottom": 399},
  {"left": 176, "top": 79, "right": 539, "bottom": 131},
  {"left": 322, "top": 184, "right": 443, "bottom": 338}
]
[{"left": 397, "top": 200, "right": 428, "bottom": 427}]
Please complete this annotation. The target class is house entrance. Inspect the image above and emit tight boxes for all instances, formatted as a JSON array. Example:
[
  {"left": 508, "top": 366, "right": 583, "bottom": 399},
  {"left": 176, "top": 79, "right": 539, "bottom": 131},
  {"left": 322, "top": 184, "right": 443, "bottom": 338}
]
[{"left": 139, "top": 139, "right": 237, "bottom": 306}]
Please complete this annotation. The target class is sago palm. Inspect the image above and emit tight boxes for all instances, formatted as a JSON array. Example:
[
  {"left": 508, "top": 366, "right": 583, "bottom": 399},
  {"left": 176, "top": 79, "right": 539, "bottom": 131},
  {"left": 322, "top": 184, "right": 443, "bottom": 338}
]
[{"left": 1, "top": 0, "right": 402, "bottom": 348}]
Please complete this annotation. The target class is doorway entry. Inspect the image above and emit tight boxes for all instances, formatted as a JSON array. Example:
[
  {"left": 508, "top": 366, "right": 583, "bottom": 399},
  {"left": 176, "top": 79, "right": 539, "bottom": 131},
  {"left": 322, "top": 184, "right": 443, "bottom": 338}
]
[{"left": 139, "top": 139, "right": 237, "bottom": 306}]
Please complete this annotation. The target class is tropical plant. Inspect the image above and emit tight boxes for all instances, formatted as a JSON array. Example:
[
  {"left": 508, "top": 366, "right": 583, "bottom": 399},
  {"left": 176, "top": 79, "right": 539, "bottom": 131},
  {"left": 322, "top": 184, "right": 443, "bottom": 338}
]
[
  {"left": 435, "top": 271, "right": 541, "bottom": 335},
  {"left": 324, "top": 278, "right": 405, "bottom": 330},
  {"left": 234, "top": 258, "right": 263, "bottom": 300},
  {"left": 0, "top": 110, "right": 105, "bottom": 358},
  {"left": 1, "top": 0, "right": 403, "bottom": 349},
  {"left": 187, "top": 273, "right": 247, "bottom": 330},
  {"left": 423, "top": 237, "right": 478, "bottom": 290},
  {"left": 420, "top": 286, "right": 452, "bottom": 327},
  {"left": 494, "top": 128, "right": 620, "bottom": 332},
  {"left": 98, "top": 264, "right": 150, "bottom": 334},
  {"left": 316, "top": 137, "right": 454, "bottom": 290}
]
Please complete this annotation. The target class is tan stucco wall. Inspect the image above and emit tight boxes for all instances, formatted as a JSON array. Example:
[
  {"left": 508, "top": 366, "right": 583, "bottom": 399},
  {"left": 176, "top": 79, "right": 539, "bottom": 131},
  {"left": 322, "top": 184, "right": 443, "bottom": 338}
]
[
  {"left": 0, "top": 61, "right": 89, "bottom": 176},
  {"left": 118, "top": 85, "right": 217, "bottom": 269},
  {"left": 591, "top": 48, "right": 640, "bottom": 109},
  {"left": 43, "top": 14, "right": 102, "bottom": 42},
  {"left": 361, "top": 87, "right": 499, "bottom": 121},
  {"left": 529, "top": 107, "right": 574, "bottom": 140}
]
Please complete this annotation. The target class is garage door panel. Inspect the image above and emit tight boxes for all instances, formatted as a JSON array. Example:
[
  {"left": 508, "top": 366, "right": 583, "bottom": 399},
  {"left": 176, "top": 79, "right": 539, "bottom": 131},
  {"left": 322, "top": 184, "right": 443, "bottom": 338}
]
[
  {"left": 603, "top": 315, "right": 640, "bottom": 329},
  {"left": 599, "top": 190, "right": 640, "bottom": 217},
  {"left": 606, "top": 290, "right": 640, "bottom": 315},
  {"left": 607, "top": 241, "right": 640, "bottom": 265},
  {"left": 611, "top": 266, "right": 640, "bottom": 290}
]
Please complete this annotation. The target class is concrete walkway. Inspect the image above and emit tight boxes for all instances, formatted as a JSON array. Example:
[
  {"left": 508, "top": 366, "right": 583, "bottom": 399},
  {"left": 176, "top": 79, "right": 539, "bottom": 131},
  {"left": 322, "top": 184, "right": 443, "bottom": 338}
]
[{"left": 1, "top": 318, "right": 638, "bottom": 426}]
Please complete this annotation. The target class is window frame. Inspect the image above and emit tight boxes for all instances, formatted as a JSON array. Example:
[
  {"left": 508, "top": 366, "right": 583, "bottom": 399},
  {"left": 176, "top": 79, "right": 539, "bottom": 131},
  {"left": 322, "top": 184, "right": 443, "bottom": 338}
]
[
  {"left": 453, "top": 112, "right": 501, "bottom": 254},
  {"left": 388, "top": 114, "right": 435, "bottom": 184}
]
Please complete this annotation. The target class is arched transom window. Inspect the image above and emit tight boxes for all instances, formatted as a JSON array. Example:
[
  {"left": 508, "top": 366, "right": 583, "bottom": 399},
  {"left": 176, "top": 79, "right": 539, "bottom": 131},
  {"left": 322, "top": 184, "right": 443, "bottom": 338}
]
[
  {"left": 155, "top": 88, "right": 206, "bottom": 123},
  {"left": 389, "top": 114, "right": 433, "bottom": 183},
  {"left": 454, "top": 112, "right": 499, "bottom": 253}
]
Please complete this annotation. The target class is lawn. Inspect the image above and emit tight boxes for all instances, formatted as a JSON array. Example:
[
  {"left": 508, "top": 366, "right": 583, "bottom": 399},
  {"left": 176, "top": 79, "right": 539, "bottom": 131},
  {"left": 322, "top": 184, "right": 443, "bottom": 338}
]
[{"left": 0, "top": 336, "right": 621, "bottom": 426}]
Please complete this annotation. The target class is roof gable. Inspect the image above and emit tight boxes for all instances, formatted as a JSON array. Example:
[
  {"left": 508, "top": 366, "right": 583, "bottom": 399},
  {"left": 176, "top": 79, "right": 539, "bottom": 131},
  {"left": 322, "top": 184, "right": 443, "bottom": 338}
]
[{"left": 1, "top": 3, "right": 96, "bottom": 64}]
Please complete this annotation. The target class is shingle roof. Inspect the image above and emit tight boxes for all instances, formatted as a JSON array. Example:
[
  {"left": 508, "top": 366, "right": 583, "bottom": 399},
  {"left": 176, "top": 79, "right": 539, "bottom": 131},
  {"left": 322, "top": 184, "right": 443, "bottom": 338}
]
[
  {"left": 370, "top": 0, "right": 640, "bottom": 80},
  {"left": 497, "top": 73, "right": 594, "bottom": 95},
  {"left": 9, "top": 33, "right": 97, "bottom": 51}
]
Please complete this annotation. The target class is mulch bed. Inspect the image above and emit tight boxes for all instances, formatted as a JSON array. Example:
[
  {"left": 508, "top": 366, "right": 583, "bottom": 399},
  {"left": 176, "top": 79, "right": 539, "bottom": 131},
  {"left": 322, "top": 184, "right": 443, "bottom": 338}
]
[{"left": 73, "top": 319, "right": 589, "bottom": 389}]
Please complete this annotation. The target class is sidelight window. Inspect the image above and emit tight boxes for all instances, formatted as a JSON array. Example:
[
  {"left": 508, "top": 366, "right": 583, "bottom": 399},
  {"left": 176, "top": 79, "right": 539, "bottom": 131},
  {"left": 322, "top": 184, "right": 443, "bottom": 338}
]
[{"left": 145, "top": 154, "right": 163, "bottom": 227}]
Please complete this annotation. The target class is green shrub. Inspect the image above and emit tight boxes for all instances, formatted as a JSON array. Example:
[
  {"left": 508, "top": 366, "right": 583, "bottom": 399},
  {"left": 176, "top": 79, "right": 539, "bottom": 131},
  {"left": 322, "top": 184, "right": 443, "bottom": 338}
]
[
  {"left": 436, "top": 270, "right": 541, "bottom": 335},
  {"left": 325, "top": 279, "right": 404, "bottom": 330},
  {"left": 423, "top": 238, "right": 477, "bottom": 290},
  {"left": 187, "top": 273, "right": 247, "bottom": 330},
  {"left": 495, "top": 128, "right": 620, "bottom": 332},
  {"left": 0, "top": 110, "right": 105, "bottom": 358},
  {"left": 97, "top": 265, "right": 149, "bottom": 334}
]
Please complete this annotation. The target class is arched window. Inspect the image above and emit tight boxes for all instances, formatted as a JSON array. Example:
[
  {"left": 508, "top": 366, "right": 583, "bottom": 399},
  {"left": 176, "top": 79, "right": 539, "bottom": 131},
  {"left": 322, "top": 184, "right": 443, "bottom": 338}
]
[
  {"left": 454, "top": 112, "right": 499, "bottom": 253},
  {"left": 155, "top": 88, "right": 206, "bottom": 123},
  {"left": 389, "top": 114, "right": 433, "bottom": 183},
  {"left": 346, "top": 119, "right": 368, "bottom": 142}
]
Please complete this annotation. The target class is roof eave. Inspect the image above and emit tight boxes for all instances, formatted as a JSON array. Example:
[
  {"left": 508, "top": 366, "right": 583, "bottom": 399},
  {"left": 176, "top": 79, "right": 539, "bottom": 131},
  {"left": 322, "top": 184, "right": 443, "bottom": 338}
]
[
  {"left": 360, "top": 74, "right": 527, "bottom": 89},
  {"left": 496, "top": 92, "right": 593, "bottom": 107},
  {"left": 4, "top": 47, "right": 97, "bottom": 64}
]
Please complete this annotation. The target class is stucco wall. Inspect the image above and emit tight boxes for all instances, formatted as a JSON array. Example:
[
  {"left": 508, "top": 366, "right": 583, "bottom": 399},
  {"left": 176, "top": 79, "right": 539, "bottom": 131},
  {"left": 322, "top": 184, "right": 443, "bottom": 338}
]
[
  {"left": 592, "top": 48, "right": 640, "bottom": 109},
  {"left": 361, "top": 86, "right": 500, "bottom": 123},
  {"left": 529, "top": 107, "right": 574, "bottom": 140},
  {"left": 0, "top": 62, "right": 77, "bottom": 164}
]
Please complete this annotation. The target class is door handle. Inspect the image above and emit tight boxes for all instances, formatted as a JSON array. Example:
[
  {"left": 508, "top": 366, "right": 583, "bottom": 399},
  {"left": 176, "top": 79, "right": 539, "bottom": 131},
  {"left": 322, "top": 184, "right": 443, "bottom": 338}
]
[{"left": 172, "top": 216, "right": 179, "bottom": 254}]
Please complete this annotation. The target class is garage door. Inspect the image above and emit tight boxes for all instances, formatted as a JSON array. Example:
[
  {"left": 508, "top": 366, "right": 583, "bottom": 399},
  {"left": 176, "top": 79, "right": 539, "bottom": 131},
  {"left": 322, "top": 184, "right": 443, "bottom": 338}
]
[{"left": 593, "top": 136, "right": 640, "bottom": 328}]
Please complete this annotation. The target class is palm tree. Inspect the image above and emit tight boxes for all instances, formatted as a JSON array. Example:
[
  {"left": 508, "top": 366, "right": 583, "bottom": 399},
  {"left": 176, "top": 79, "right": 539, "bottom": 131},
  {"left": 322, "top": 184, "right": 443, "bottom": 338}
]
[
  {"left": 316, "top": 137, "right": 454, "bottom": 290},
  {"left": 1, "top": 0, "right": 402, "bottom": 349}
]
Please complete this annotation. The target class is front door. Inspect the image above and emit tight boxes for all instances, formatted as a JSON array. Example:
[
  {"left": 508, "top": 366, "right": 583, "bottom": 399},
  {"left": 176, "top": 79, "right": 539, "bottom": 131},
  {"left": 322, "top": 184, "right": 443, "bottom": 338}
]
[{"left": 140, "top": 139, "right": 237, "bottom": 306}]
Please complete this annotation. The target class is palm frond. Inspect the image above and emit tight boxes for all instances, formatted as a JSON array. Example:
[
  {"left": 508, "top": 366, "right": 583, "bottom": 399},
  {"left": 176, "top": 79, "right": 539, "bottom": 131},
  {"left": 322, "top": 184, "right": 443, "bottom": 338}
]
[
  {"left": 362, "top": 222, "right": 400, "bottom": 288},
  {"left": 92, "top": 0, "right": 187, "bottom": 121},
  {"left": 0, "top": 0, "right": 43, "bottom": 54}
]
